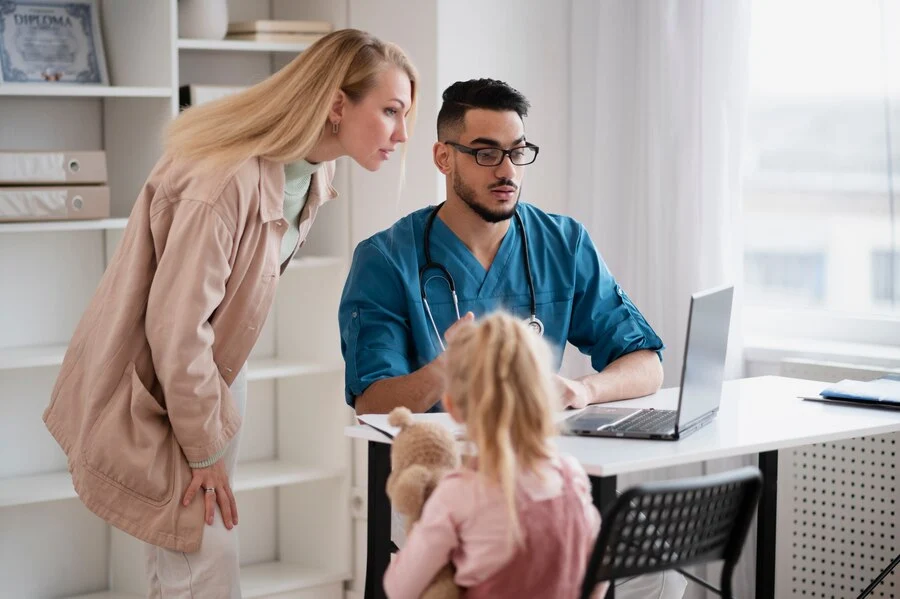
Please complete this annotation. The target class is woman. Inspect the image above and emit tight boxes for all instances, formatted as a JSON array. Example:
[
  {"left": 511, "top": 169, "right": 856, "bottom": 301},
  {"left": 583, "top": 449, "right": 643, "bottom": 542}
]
[{"left": 43, "top": 29, "right": 417, "bottom": 597}]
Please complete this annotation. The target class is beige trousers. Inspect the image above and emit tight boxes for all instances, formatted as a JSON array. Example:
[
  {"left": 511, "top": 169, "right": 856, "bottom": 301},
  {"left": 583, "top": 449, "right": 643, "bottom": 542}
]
[{"left": 145, "top": 365, "right": 248, "bottom": 599}]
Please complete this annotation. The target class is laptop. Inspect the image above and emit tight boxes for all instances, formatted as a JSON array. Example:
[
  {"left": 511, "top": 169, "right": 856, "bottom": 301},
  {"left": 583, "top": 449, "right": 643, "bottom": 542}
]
[{"left": 563, "top": 284, "right": 734, "bottom": 440}]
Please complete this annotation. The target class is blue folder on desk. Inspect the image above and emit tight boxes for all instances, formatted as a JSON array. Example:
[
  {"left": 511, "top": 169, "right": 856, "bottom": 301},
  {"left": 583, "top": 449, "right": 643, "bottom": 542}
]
[{"left": 802, "top": 374, "right": 900, "bottom": 409}]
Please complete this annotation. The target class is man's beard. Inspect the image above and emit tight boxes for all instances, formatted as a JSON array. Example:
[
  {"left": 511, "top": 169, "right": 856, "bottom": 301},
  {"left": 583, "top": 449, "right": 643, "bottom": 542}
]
[{"left": 453, "top": 171, "right": 518, "bottom": 224}]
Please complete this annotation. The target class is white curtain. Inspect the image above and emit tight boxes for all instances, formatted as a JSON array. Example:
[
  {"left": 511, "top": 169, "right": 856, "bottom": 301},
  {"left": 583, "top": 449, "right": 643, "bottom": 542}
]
[
  {"left": 566, "top": 1, "right": 755, "bottom": 597},
  {"left": 566, "top": 0, "right": 751, "bottom": 387}
]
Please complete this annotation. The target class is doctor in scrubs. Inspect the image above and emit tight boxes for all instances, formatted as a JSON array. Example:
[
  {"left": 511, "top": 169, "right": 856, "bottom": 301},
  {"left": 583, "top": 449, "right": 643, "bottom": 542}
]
[
  {"left": 341, "top": 79, "right": 686, "bottom": 597},
  {"left": 340, "top": 78, "right": 665, "bottom": 415}
]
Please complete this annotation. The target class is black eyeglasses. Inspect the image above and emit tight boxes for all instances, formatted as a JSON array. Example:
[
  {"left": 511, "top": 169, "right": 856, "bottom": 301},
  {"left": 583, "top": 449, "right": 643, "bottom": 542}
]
[{"left": 443, "top": 141, "right": 540, "bottom": 166}]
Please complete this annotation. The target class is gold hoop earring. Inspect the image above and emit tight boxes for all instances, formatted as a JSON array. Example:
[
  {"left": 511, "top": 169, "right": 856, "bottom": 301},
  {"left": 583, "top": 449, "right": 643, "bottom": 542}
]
[{"left": 332, "top": 121, "right": 340, "bottom": 134}]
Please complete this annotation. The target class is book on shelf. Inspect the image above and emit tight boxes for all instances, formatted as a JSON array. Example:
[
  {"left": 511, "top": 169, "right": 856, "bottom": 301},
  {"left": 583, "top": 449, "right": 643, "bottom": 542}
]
[
  {"left": 227, "top": 19, "right": 333, "bottom": 34},
  {"left": 225, "top": 32, "right": 325, "bottom": 44}
]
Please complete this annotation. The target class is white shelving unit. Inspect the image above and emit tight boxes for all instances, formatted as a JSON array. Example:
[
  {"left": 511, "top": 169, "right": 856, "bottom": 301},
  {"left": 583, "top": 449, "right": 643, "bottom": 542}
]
[
  {"left": 0, "top": 85, "right": 173, "bottom": 98},
  {"left": 70, "top": 562, "right": 347, "bottom": 599},
  {"left": 178, "top": 38, "right": 314, "bottom": 53},
  {"left": 0, "top": 1, "right": 353, "bottom": 598},
  {"left": 0, "top": 218, "right": 129, "bottom": 234}
]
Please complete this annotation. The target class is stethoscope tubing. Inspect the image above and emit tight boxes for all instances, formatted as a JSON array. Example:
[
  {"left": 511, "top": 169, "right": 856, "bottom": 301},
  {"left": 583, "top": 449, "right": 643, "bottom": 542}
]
[{"left": 419, "top": 202, "right": 543, "bottom": 350}]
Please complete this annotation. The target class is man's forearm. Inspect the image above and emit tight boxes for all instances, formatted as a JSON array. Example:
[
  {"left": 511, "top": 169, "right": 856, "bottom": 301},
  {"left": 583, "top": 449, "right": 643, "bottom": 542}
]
[
  {"left": 354, "top": 362, "right": 444, "bottom": 415},
  {"left": 581, "top": 349, "right": 664, "bottom": 405}
]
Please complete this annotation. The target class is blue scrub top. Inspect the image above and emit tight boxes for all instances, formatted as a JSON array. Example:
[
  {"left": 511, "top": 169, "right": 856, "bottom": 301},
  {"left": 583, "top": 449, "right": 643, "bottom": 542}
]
[{"left": 339, "top": 202, "right": 664, "bottom": 409}]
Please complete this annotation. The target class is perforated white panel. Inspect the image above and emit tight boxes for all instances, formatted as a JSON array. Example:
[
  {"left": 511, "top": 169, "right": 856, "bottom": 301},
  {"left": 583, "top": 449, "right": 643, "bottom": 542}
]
[{"left": 776, "top": 434, "right": 899, "bottom": 598}]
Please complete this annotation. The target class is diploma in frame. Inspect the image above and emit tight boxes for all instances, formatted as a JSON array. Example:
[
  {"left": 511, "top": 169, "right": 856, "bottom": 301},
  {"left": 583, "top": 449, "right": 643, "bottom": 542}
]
[{"left": 0, "top": 0, "right": 109, "bottom": 85}]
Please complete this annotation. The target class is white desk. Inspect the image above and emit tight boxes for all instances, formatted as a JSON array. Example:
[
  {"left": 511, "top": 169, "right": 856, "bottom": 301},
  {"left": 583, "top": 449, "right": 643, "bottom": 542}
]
[{"left": 346, "top": 376, "right": 900, "bottom": 599}]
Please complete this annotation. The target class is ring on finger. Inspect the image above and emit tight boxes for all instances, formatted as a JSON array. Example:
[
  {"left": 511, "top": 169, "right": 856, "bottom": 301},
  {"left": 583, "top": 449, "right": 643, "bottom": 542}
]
[{"left": 203, "top": 486, "right": 216, "bottom": 494}]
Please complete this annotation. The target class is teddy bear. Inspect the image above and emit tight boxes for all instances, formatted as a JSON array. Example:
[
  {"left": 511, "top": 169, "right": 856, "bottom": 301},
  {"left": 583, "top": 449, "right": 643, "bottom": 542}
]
[{"left": 386, "top": 406, "right": 462, "bottom": 599}]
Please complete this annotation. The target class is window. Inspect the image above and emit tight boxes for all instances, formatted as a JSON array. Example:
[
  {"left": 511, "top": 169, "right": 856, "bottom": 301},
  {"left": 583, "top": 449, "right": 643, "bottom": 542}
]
[
  {"left": 872, "top": 250, "right": 900, "bottom": 304},
  {"left": 743, "top": 0, "right": 899, "bottom": 322}
]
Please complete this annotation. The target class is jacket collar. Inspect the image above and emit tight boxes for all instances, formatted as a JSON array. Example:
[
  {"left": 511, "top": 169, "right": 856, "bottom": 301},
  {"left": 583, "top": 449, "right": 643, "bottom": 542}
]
[{"left": 258, "top": 157, "right": 338, "bottom": 223}]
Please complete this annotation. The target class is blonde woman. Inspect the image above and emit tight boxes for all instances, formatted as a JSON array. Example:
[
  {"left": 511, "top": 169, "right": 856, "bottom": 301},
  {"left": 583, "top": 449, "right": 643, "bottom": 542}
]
[
  {"left": 43, "top": 29, "right": 417, "bottom": 597},
  {"left": 383, "top": 311, "right": 606, "bottom": 599}
]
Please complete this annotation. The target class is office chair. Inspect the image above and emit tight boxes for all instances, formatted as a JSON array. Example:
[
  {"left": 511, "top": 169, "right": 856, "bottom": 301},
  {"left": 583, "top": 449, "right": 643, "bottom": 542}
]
[{"left": 580, "top": 467, "right": 763, "bottom": 599}]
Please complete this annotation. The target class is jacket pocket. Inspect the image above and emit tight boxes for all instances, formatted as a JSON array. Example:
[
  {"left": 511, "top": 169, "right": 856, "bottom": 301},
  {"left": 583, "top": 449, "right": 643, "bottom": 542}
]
[{"left": 82, "top": 362, "right": 176, "bottom": 506}]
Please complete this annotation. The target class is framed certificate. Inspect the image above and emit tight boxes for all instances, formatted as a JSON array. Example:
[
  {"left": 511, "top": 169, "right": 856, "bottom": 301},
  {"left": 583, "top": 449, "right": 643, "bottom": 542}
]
[{"left": 0, "top": 0, "right": 109, "bottom": 84}]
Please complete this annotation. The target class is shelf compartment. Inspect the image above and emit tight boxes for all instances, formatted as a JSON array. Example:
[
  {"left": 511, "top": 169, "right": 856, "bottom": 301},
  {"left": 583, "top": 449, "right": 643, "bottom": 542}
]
[{"left": 0, "top": 461, "right": 346, "bottom": 508}]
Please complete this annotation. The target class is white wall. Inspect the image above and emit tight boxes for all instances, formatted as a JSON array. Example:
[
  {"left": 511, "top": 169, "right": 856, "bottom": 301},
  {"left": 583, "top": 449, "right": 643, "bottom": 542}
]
[
  {"left": 436, "top": 0, "right": 571, "bottom": 218},
  {"left": 346, "top": 0, "right": 572, "bottom": 248},
  {"left": 347, "top": 0, "right": 440, "bottom": 246}
]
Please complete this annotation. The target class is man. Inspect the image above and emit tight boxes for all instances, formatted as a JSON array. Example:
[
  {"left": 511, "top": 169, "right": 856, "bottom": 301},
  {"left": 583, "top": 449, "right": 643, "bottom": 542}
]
[
  {"left": 342, "top": 79, "right": 686, "bottom": 598},
  {"left": 340, "top": 78, "right": 665, "bottom": 415}
]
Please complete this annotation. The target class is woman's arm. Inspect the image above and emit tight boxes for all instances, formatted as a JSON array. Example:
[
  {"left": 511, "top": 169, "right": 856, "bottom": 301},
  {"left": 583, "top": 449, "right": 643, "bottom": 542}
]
[{"left": 145, "top": 198, "right": 237, "bottom": 465}]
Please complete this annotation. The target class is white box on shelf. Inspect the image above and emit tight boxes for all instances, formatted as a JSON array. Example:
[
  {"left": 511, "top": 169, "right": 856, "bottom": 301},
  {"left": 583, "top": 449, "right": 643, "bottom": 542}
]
[
  {"left": 0, "top": 184, "right": 109, "bottom": 221},
  {"left": 0, "top": 150, "right": 107, "bottom": 184}
]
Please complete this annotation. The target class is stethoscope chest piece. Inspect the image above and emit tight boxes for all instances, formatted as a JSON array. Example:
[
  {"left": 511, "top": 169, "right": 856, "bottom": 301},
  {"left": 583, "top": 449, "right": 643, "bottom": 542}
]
[
  {"left": 421, "top": 202, "right": 544, "bottom": 349},
  {"left": 526, "top": 315, "right": 544, "bottom": 336}
]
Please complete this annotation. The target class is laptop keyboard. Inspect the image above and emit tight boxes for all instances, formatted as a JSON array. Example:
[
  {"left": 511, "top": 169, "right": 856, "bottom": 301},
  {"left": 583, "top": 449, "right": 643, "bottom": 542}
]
[{"left": 608, "top": 409, "right": 676, "bottom": 434}]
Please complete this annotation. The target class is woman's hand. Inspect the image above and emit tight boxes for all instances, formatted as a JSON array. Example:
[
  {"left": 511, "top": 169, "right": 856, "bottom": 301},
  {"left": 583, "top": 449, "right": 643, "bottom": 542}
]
[{"left": 182, "top": 459, "right": 238, "bottom": 529}]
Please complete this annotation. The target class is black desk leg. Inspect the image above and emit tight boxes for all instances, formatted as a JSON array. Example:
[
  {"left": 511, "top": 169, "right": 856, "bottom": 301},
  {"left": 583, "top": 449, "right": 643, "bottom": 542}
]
[
  {"left": 590, "top": 475, "right": 618, "bottom": 599},
  {"left": 365, "top": 442, "right": 392, "bottom": 599},
  {"left": 757, "top": 450, "right": 778, "bottom": 599}
]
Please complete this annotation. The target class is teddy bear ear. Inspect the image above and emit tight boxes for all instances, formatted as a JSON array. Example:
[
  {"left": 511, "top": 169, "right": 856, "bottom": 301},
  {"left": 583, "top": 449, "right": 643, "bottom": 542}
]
[{"left": 388, "top": 406, "right": 414, "bottom": 428}]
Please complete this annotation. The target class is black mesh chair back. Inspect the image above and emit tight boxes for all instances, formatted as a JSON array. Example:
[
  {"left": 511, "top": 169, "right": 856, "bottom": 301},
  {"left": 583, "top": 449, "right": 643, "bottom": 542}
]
[{"left": 581, "top": 466, "right": 763, "bottom": 599}]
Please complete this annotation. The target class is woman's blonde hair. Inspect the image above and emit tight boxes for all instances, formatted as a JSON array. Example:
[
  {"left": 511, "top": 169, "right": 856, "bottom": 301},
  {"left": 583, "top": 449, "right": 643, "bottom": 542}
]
[
  {"left": 444, "top": 311, "right": 559, "bottom": 547},
  {"left": 165, "top": 29, "right": 418, "bottom": 170}
]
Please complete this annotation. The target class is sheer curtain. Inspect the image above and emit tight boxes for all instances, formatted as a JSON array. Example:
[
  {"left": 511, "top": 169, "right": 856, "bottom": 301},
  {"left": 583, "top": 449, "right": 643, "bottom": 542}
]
[
  {"left": 566, "top": 1, "right": 755, "bottom": 596},
  {"left": 566, "top": 0, "right": 750, "bottom": 386}
]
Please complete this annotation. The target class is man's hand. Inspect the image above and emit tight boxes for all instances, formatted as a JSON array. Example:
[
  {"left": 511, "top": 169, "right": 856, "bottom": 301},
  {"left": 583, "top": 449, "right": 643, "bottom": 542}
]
[
  {"left": 555, "top": 374, "right": 592, "bottom": 409},
  {"left": 182, "top": 459, "right": 238, "bottom": 529},
  {"left": 354, "top": 312, "right": 476, "bottom": 415}
]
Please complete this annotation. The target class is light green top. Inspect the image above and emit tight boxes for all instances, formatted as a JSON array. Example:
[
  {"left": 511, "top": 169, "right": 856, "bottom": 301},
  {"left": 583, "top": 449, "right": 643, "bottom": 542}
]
[{"left": 280, "top": 160, "right": 319, "bottom": 265}]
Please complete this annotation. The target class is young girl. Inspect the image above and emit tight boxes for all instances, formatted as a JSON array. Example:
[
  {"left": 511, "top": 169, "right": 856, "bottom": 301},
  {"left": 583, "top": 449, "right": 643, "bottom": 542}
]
[
  {"left": 43, "top": 29, "right": 417, "bottom": 598},
  {"left": 383, "top": 311, "right": 607, "bottom": 599}
]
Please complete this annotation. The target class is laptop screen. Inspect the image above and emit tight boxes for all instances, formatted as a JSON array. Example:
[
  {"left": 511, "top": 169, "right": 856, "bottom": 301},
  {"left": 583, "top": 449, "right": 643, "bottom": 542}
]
[{"left": 675, "top": 285, "right": 734, "bottom": 430}]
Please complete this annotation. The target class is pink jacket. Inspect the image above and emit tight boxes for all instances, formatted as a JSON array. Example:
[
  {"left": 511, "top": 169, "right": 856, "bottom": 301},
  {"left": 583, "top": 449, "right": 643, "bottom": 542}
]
[{"left": 43, "top": 153, "right": 336, "bottom": 552}]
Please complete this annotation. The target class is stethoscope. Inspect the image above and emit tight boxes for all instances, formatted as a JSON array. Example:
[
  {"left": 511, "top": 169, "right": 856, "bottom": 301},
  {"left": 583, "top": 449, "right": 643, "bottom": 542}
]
[{"left": 419, "top": 202, "right": 544, "bottom": 351}]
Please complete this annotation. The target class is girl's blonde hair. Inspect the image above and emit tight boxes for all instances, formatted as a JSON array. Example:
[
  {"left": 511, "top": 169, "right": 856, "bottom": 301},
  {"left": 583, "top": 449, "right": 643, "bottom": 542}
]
[
  {"left": 165, "top": 28, "right": 418, "bottom": 170},
  {"left": 444, "top": 311, "right": 559, "bottom": 547}
]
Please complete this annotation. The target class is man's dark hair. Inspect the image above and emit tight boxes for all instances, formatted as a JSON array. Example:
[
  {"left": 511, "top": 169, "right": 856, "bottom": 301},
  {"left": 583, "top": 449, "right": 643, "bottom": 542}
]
[{"left": 437, "top": 78, "right": 530, "bottom": 140}]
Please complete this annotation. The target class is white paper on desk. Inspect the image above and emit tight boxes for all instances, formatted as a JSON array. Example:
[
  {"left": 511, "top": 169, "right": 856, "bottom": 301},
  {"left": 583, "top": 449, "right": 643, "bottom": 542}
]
[
  {"left": 357, "top": 409, "right": 585, "bottom": 440},
  {"left": 356, "top": 413, "right": 464, "bottom": 439}
]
